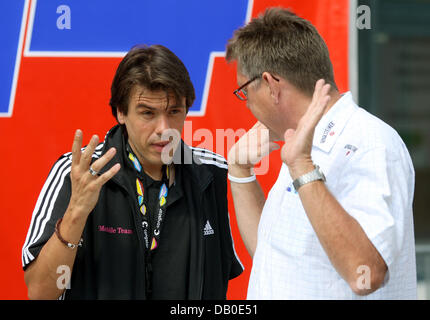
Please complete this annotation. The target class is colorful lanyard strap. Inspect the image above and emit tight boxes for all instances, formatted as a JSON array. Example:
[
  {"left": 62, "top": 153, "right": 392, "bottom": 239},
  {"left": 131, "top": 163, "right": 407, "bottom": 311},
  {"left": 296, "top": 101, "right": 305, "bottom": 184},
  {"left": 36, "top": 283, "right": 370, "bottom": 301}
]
[{"left": 127, "top": 145, "right": 169, "bottom": 252}]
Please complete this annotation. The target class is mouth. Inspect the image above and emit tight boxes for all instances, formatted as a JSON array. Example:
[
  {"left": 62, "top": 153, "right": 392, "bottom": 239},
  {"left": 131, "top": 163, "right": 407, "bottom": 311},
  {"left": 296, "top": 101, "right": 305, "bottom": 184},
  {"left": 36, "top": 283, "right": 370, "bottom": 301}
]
[{"left": 151, "top": 141, "right": 170, "bottom": 152}]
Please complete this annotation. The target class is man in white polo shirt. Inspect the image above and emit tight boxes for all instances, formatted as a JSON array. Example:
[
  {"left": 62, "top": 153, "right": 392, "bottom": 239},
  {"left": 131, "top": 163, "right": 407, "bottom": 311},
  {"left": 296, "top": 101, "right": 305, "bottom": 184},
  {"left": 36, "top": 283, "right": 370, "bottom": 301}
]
[{"left": 226, "top": 8, "right": 416, "bottom": 299}]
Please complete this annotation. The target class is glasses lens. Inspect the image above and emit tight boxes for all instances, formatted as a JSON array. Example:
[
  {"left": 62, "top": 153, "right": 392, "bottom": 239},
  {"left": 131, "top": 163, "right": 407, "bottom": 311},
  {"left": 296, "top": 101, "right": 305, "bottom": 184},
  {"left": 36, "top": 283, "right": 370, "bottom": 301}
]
[{"left": 235, "top": 89, "right": 247, "bottom": 101}]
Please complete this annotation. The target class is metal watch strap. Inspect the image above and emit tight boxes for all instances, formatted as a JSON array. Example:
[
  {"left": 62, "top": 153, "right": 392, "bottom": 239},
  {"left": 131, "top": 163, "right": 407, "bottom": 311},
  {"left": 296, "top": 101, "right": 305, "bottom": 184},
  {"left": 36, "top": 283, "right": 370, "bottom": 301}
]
[{"left": 292, "top": 165, "right": 326, "bottom": 191}]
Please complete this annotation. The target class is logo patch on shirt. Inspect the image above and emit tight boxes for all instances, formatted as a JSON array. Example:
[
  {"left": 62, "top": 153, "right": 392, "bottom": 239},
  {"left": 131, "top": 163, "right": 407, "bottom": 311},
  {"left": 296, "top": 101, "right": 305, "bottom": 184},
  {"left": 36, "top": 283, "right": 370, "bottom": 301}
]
[
  {"left": 320, "top": 121, "right": 335, "bottom": 144},
  {"left": 98, "top": 225, "right": 133, "bottom": 235},
  {"left": 203, "top": 220, "right": 214, "bottom": 236},
  {"left": 344, "top": 144, "right": 358, "bottom": 156}
]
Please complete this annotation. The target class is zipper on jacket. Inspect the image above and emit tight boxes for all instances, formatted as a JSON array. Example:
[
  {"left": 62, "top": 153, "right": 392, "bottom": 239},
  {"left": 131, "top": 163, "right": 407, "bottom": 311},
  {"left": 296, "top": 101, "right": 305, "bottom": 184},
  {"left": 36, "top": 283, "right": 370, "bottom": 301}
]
[
  {"left": 125, "top": 189, "right": 148, "bottom": 298},
  {"left": 110, "top": 176, "right": 148, "bottom": 299},
  {"left": 197, "top": 176, "right": 214, "bottom": 299}
]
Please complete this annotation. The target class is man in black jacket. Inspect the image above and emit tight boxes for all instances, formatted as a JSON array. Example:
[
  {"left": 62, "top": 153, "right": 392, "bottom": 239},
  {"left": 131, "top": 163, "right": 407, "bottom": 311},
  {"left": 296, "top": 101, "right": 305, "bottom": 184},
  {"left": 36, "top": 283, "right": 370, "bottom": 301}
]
[{"left": 22, "top": 44, "right": 243, "bottom": 299}]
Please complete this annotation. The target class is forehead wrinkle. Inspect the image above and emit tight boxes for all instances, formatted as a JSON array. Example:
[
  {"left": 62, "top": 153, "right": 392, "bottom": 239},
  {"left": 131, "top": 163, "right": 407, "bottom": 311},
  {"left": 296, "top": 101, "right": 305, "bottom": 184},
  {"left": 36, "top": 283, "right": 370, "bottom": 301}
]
[
  {"left": 134, "top": 90, "right": 171, "bottom": 108},
  {"left": 130, "top": 85, "right": 186, "bottom": 112}
]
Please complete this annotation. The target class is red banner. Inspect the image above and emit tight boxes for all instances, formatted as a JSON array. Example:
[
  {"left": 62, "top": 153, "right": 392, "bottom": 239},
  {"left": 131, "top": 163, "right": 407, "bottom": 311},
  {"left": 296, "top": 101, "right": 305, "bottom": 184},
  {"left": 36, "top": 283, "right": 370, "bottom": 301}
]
[{"left": 0, "top": 0, "right": 349, "bottom": 299}]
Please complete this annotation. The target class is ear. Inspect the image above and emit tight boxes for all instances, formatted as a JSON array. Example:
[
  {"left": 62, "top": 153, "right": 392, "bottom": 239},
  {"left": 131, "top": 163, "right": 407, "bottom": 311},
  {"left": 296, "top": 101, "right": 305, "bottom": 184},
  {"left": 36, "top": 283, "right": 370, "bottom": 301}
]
[
  {"left": 117, "top": 108, "right": 125, "bottom": 124},
  {"left": 262, "top": 72, "right": 280, "bottom": 104}
]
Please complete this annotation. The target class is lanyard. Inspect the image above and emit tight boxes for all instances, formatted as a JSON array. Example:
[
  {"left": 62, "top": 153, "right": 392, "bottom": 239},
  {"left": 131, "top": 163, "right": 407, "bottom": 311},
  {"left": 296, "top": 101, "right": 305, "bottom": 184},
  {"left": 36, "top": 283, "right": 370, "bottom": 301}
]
[
  {"left": 127, "top": 145, "right": 170, "bottom": 252},
  {"left": 127, "top": 144, "right": 170, "bottom": 297}
]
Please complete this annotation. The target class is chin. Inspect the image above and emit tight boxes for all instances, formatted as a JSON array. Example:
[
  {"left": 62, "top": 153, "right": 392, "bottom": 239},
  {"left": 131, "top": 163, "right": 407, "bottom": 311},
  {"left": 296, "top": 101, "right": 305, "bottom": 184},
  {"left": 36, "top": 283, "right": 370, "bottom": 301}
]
[
  {"left": 261, "top": 122, "right": 282, "bottom": 142},
  {"left": 148, "top": 154, "right": 165, "bottom": 166}
]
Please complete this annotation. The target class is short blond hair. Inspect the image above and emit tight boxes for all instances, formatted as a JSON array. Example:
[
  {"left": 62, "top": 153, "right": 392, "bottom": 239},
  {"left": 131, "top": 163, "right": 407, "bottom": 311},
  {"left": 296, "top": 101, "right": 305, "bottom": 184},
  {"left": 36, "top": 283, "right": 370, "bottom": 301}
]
[{"left": 226, "top": 7, "right": 337, "bottom": 96}]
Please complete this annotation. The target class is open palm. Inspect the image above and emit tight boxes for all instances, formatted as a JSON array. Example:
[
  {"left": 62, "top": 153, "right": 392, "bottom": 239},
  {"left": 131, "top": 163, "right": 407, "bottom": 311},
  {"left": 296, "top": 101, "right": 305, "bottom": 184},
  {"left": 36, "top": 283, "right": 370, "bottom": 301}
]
[{"left": 281, "top": 79, "right": 332, "bottom": 178}]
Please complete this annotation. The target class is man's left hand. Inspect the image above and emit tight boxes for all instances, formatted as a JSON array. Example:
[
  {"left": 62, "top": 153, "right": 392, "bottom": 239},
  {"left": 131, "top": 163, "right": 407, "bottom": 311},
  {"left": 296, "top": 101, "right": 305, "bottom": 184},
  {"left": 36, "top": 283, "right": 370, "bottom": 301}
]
[{"left": 281, "top": 79, "right": 331, "bottom": 179}]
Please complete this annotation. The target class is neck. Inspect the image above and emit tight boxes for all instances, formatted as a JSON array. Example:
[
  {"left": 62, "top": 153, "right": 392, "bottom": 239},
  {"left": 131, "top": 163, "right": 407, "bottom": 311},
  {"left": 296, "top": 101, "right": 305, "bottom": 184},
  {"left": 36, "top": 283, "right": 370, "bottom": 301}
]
[
  {"left": 276, "top": 89, "right": 342, "bottom": 140},
  {"left": 142, "top": 163, "right": 164, "bottom": 181},
  {"left": 127, "top": 140, "right": 163, "bottom": 180},
  {"left": 321, "top": 90, "right": 342, "bottom": 115},
  {"left": 296, "top": 89, "right": 341, "bottom": 122}
]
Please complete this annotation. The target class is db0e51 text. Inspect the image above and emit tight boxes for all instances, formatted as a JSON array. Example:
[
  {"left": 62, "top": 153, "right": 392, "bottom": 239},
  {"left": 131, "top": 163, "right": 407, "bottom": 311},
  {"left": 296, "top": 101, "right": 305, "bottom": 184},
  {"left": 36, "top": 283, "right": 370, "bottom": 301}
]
[{"left": 214, "top": 304, "right": 257, "bottom": 315}]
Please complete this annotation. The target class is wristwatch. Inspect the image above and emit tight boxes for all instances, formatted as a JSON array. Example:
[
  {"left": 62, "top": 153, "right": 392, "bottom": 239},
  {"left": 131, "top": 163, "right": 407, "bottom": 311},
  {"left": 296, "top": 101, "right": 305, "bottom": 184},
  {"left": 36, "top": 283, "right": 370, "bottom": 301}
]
[{"left": 292, "top": 164, "right": 326, "bottom": 191}]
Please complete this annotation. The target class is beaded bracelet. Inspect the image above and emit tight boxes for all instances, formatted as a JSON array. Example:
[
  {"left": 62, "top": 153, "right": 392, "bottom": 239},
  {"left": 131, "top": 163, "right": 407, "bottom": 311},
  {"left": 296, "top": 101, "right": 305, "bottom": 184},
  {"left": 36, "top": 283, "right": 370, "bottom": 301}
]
[{"left": 55, "top": 218, "right": 83, "bottom": 249}]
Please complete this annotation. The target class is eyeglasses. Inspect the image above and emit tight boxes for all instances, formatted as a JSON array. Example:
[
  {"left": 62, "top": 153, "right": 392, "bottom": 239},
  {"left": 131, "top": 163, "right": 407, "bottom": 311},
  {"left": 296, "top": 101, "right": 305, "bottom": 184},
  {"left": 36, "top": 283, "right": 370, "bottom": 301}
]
[
  {"left": 233, "top": 76, "right": 259, "bottom": 101},
  {"left": 233, "top": 74, "right": 279, "bottom": 101}
]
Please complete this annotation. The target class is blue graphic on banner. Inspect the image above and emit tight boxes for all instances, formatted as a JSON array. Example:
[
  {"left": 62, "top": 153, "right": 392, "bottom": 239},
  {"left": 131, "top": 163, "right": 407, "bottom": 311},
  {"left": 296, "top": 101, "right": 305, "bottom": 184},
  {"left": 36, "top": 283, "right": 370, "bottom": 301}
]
[
  {"left": 4, "top": 0, "right": 248, "bottom": 116},
  {"left": 0, "top": 0, "right": 26, "bottom": 116}
]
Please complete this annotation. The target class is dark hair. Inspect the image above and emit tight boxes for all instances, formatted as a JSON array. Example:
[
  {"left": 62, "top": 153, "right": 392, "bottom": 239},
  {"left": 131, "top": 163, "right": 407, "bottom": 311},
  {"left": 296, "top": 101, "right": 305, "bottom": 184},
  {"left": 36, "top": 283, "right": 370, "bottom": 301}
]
[
  {"left": 226, "top": 7, "right": 337, "bottom": 96},
  {"left": 109, "top": 44, "right": 195, "bottom": 120}
]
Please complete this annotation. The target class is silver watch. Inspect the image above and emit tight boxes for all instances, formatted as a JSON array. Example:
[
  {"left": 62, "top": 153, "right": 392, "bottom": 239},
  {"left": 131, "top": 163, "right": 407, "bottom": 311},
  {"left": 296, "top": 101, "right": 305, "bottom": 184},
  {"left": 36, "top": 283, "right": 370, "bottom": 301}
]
[{"left": 292, "top": 165, "right": 326, "bottom": 191}]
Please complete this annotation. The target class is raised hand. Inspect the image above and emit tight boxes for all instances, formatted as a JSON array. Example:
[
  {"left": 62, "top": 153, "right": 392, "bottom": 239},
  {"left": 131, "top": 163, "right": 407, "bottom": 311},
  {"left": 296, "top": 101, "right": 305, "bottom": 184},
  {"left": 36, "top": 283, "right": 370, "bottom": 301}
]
[
  {"left": 67, "top": 129, "right": 121, "bottom": 220},
  {"left": 281, "top": 79, "right": 331, "bottom": 179},
  {"left": 227, "top": 121, "right": 280, "bottom": 171}
]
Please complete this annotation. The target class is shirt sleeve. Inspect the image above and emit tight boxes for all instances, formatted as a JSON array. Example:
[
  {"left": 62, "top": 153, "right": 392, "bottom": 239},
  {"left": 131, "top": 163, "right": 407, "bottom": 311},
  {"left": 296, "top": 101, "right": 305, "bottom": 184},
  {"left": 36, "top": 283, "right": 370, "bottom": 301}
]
[
  {"left": 215, "top": 166, "right": 244, "bottom": 280},
  {"left": 226, "top": 211, "right": 245, "bottom": 280},
  {"left": 22, "top": 155, "right": 72, "bottom": 271},
  {"left": 335, "top": 145, "right": 414, "bottom": 281}
]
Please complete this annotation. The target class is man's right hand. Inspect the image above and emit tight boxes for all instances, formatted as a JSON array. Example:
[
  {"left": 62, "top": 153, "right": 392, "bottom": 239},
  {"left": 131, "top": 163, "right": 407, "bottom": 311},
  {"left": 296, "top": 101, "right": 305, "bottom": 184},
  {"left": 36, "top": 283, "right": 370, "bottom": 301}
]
[
  {"left": 25, "top": 129, "right": 121, "bottom": 299},
  {"left": 67, "top": 129, "right": 121, "bottom": 221},
  {"left": 227, "top": 121, "right": 279, "bottom": 175},
  {"left": 226, "top": 122, "right": 279, "bottom": 257}
]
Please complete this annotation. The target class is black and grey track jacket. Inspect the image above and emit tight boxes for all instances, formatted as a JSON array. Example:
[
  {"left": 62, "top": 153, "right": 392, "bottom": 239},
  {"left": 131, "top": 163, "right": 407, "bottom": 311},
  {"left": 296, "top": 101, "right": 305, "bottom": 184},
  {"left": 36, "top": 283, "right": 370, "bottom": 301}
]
[{"left": 22, "top": 125, "right": 243, "bottom": 299}]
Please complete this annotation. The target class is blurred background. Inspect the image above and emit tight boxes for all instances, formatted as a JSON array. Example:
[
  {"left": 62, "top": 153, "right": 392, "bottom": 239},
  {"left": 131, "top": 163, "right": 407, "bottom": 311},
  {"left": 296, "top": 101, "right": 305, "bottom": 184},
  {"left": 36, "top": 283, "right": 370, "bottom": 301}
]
[
  {"left": 0, "top": 0, "right": 428, "bottom": 299},
  {"left": 357, "top": 0, "right": 430, "bottom": 299}
]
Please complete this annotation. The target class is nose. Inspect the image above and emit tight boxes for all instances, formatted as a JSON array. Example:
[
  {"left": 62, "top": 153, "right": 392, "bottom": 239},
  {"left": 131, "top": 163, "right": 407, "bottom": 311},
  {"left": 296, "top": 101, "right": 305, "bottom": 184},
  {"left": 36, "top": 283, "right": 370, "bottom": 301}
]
[{"left": 155, "top": 114, "right": 170, "bottom": 136}]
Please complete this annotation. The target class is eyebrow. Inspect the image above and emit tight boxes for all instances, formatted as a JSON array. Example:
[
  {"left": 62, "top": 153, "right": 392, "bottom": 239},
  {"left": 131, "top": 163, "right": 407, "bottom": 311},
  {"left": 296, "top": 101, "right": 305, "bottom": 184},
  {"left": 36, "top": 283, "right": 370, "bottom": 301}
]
[
  {"left": 136, "top": 103, "right": 185, "bottom": 111},
  {"left": 136, "top": 103, "right": 155, "bottom": 110}
]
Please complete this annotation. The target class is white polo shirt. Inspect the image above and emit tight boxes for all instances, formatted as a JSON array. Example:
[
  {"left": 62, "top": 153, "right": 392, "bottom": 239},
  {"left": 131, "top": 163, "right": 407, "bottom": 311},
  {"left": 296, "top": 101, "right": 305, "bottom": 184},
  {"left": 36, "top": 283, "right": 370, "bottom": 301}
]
[{"left": 247, "top": 92, "right": 417, "bottom": 299}]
